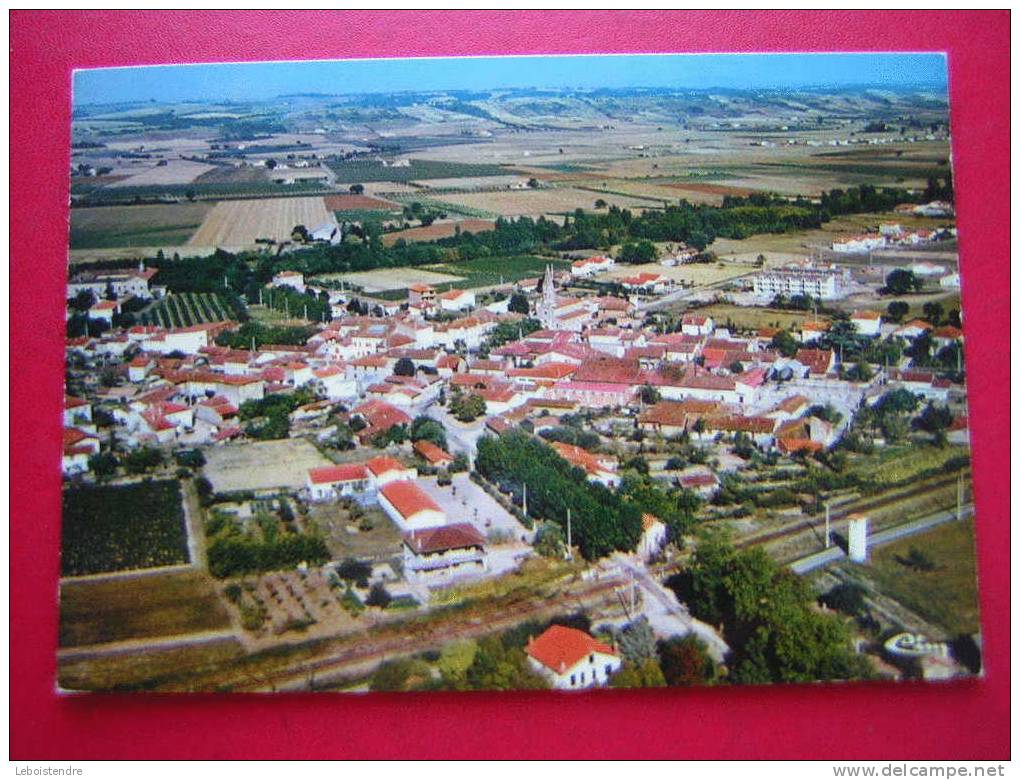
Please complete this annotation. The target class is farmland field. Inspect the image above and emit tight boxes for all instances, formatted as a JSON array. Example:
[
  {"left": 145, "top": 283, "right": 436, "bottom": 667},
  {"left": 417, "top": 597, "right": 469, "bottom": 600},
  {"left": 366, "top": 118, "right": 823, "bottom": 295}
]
[
  {"left": 138, "top": 292, "right": 241, "bottom": 327},
  {"left": 69, "top": 203, "right": 211, "bottom": 249},
  {"left": 62, "top": 481, "right": 190, "bottom": 576},
  {"left": 202, "top": 439, "right": 333, "bottom": 494},
  {"left": 606, "top": 261, "right": 751, "bottom": 287},
  {"left": 108, "top": 159, "right": 215, "bottom": 187},
  {"left": 319, "top": 267, "right": 465, "bottom": 293},
  {"left": 684, "top": 303, "right": 820, "bottom": 332},
  {"left": 381, "top": 219, "right": 496, "bottom": 246},
  {"left": 411, "top": 174, "right": 531, "bottom": 190},
  {"left": 325, "top": 158, "right": 511, "bottom": 184},
  {"left": 59, "top": 569, "right": 232, "bottom": 647},
  {"left": 323, "top": 194, "right": 400, "bottom": 211},
  {"left": 193, "top": 166, "right": 270, "bottom": 184},
  {"left": 432, "top": 187, "right": 662, "bottom": 217},
  {"left": 425, "top": 256, "right": 572, "bottom": 290},
  {"left": 188, "top": 197, "right": 337, "bottom": 247}
]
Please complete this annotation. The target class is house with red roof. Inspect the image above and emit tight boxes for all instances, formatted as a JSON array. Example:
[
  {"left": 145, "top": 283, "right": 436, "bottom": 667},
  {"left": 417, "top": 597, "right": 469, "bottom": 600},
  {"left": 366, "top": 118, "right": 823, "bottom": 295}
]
[
  {"left": 681, "top": 313, "right": 715, "bottom": 337},
  {"left": 850, "top": 310, "right": 882, "bottom": 338},
  {"left": 62, "top": 427, "right": 101, "bottom": 475},
  {"left": 413, "top": 440, "right": 455, "bottom": 469},
  {"left": 63, "top": 395, "right": 92, "bottom": 427},
  {"left": 88, "top": 298, "right": 120, "bottom": 323},
  {"left": 402, "top": 523, "right": 487, "bottom": 582},
  {"left": 525, "top": 625, "right": 621, "bottom": 689},
  {"left": 378, "top": 480, "right": 446, "bottom": 530},
  {"left": 438, "top": 288, "right": 476, "bottom": 312},
  {"left": 550, "top": 442, "right": 619, "bottom": 488},
  {"left": 307, "top": 463, "right": 371, "bottom": 502},
  {"left": 366, "top": 455, "right": 417, "bottom": 487},
  {"left": 570, "top": 255, "right": 614, "bottom": 277},
  {"left": 350, "top": 399, "right": 412, "bottom": 444}
]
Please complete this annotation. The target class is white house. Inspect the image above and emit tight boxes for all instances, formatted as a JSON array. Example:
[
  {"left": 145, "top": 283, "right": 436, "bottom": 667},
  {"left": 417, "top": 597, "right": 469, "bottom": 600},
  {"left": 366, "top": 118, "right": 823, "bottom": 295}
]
[
  {"left": 271, "top": 270, "right": 306, "bottom": 293},
  {"left": 378, "top": 480, "right": 446, "bottom": 530},
  {"left": 63, "top": 396, "right": 92, "bottom": 427},
  {"left": 681, "top": 314, "right": 714, "bottom": 337},
  {"left": 525, "top": 625, "right": 622, "bottom": 690},
  {"left": 850, "top": 310, "right": 882, "bottom": 338},
  {"left": 438, "top": 289, "right": 476, "bottom": 312},
  {"left": 306, "top": 463, "right": 372, "bottom": 502}
]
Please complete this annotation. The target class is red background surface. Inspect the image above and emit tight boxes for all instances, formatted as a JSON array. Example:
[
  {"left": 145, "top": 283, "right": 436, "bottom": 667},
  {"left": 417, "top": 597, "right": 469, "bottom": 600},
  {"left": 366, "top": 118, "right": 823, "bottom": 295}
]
[{"left": 10, "top": 10, "right": 1010, "bottom": 760}]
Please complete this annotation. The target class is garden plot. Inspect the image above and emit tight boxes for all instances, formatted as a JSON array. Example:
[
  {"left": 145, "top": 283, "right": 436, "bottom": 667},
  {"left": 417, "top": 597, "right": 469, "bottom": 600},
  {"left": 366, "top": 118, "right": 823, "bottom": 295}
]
[
  {"left": 202, "top": 439, "right": 333, "bottom": 494},
  {"left": 187, "top": 197, "right": 337, "bottom": 247},
  {"left": 61, "top": 481, "right": 190, "bottom": 577}
]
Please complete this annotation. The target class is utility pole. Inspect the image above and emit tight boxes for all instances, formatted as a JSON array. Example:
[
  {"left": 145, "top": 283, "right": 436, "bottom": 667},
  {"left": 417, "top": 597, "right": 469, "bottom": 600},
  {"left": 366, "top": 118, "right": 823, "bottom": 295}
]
[
  {"left": 824, "top": 501, "right": 831, "bottom": 549},
  {"left": 957, "top": 473, "right": 963, "bottom": 521},
  {"left": 522, "top": 483, "right": 528, "bottom": 518},
  {"left": 259, "top": 288, "right": 263, "bottom": 306},
  {"left": 566, "top": 507, "right": 572, "bottom": 561}
]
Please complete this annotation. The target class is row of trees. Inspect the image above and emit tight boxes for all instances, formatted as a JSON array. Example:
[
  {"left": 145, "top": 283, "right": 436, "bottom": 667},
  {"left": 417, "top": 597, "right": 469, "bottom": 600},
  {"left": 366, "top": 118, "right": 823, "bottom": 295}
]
[{"left": 474, "top": 430, "right": 643, "bottom": 560}]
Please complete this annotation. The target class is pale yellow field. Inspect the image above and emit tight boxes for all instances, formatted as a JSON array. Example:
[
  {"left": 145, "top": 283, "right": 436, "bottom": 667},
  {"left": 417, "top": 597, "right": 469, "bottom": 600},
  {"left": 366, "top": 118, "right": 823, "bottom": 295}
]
[
  {"left": 319, "top": 267, "right": 465, "bottom": 292},
  {"left": 188, "top": 197, "right": 336, "bottom": 247},
  {"left": 109, "top": 159, "right": 215, "bottom": 187},
  {"left": 431, "top": 187, "right": 661, "bottom": 217},
  {"left": 605, "top": 261, "right": 752, "bottom": 287},
  {"left": 361, "top": 181, "right": 421, "bottom": 196}
]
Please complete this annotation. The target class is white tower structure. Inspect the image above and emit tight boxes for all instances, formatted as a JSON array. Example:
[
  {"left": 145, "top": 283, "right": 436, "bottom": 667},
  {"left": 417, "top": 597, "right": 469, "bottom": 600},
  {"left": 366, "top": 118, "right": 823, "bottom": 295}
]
[
  {"left": 848, "top": 515, "right": 869, "bottom": 563},
  {"left": 537, "top": 264, "right": 558, "bottom": 329}
]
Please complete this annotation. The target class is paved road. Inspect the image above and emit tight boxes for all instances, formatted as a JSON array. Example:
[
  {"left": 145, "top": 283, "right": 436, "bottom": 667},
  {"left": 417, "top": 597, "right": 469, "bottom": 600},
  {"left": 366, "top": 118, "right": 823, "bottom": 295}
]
[
  {"left": 789, "top": 504, "right": 973, "bottom": 575},
  {"left": 635, "top": 271, "right": 755, "bottom": 313},
  {"left": 424, "top": 402, "right": 487, "bottom": 461}
]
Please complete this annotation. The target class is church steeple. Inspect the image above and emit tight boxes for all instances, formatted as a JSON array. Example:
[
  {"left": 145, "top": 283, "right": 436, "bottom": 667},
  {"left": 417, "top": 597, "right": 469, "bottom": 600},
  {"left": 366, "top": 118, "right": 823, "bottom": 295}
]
[{"left": 537, "top": 264, "right": 557, "bottom": 328}]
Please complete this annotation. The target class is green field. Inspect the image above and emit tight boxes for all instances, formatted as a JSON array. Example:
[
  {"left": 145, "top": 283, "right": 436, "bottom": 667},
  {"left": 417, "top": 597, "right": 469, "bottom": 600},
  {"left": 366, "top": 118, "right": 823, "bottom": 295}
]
[
  {"left": 60, "top": 570, "right": 231, "bottom": 647},
  {"left": 333, "top": 208, "right": 401, "bottom": 222},
  {"left": 856, "top": 517, "right": 981, "bottom": 636},
  {"left": 69, "top": 203, "right": 211, "bottom": 249},
  {"left": 326, "top": 158, "right": 511, "bottom": 184},
  {"left": 139, "top": 292, "right": 240, "bottom": 327},
  {"left": 426, "top": 255, "right": 572, "bottom": 290},
  {"left": 62, "top": 481, "right": 190, "bottom": 576}
]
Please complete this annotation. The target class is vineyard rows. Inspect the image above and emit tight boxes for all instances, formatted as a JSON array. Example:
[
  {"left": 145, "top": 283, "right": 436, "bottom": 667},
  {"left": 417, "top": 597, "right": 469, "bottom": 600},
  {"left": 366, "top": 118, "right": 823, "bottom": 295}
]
[{"left": 139, "top": 292, "right": 237, "bottom": 328}]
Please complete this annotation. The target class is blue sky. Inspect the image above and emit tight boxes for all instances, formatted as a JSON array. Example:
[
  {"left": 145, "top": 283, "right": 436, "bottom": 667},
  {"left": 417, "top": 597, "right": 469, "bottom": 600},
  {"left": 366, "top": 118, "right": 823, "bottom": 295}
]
[{"left": 73, "top": 52, "right": 948, "bottom": 105}]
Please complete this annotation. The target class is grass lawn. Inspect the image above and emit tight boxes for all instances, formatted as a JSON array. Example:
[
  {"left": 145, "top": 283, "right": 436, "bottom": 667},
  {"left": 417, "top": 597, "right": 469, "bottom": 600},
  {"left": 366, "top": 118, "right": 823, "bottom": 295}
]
[
  {"left": 685, "top": 303, "right": 819, "bottom": 332},
  {"left": 62, "top": 480, "right": 190, "bottom": 576},
  {"left": 860, "top": 517, "right": 981, "bottom": 636},
  {"left": 59, "top": 570, "right": 231, "bottom": 647}
]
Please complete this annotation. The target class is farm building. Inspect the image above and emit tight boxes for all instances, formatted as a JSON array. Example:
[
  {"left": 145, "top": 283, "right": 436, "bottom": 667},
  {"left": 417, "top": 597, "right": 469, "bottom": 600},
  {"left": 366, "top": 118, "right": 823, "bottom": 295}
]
[{"left": 378, "top": 480, "right": 447, "bottom": 531}]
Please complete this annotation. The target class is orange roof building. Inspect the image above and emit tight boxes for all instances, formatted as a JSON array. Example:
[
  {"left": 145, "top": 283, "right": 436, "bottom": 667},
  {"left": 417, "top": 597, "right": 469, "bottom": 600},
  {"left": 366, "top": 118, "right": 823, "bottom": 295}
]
[{"left": 525, "top": 625, "right": 621, "bottom": 689}]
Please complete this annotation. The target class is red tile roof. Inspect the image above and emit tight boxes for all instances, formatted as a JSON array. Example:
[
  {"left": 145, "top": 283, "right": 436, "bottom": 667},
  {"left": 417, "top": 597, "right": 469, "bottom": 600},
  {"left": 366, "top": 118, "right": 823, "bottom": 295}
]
[
  {"left": 308, "top": 464, "right": 369, "bottom": 484},
  {"left": 413, "top": 440, "right": 453, "bottom": 465},
  {"left": 526, "top": 625, "right": 617, "bottom": 674},
  {"left": 403, "top": 523, "right": 484, "bottom": 554},
  {"left": 365, "top": 455, "right": 407, "bottom": 477},
  {"left": 379, "top": 480, "right": 442, "bottom": 520}
]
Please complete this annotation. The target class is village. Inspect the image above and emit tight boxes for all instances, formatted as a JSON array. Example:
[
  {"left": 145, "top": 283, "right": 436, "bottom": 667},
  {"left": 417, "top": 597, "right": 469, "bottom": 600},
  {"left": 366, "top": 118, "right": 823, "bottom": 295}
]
[{"left": 60, "top": 191, "right": 976, "bottom": 692}]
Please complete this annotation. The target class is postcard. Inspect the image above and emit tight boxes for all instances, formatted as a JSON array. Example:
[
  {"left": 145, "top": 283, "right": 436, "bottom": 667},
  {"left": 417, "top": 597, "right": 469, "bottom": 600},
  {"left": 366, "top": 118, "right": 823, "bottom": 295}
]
[{"left": 58, "top": 52, "right": 979, "bottom": 693}]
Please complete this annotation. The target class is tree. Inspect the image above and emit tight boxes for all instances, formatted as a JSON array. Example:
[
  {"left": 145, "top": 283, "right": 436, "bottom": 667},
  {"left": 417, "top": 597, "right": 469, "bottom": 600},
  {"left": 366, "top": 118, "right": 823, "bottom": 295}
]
[
  {"left": 658, "top": 634, "right": 716, "bottom": 687},
  {"left": 638, "top": 384, "right": 661, "bottom": 405},
  {"left": 464, "top": 635, "right": 547, "bottom": 691},
  {"left": 410, "top": 415, "right": 447, "bottom": 450},
  {"left": 264, "top": 158, "right": 278, "bottom": 170},
  {"left": 449, "top": 392, "right": 486, "bottom": 423},
  {"left": 335, "top": 558, "right": 372, "bottom": 588},
  {"left": 507, "top": 293, "right": 530, "bottom": 315},
  {"left": 886, "top": 300, "right": 910, "bottom": 323},
  {"left": 610, "top": 659, "right": 666, "bottom": 688},
  {"left": 770, "top": 329, "right": 799, "bottom": 358},
  {"left": 618, "top": 240, "right": 658, "bottom": 264},
  {"left": 819, "top": 583, "right": 868, "bottom": 617},
  {"left": 393, "top": 357, "right": 416, "bottom": 377},
  {"left": 533, "top": 522, "right": 566, "bottom": 558},
  {"left": 614, "top": 617, "right": 658, "bottom": 664},
  {"left": 121, "top": 446, "right": 164, "bottom": 475},
  {"left": 88, "top": 452, "right": 118, "bottom": 481},
  {"left": 922, "top": 301, "right": 945, "bottom": 326},
  {"left": 349, "top": 183, "right": 365, "bottom": 195},
  {"left": 885, "top": 269, "right": 921, "bottom": 295},
  {"left": 365, "top": 583, "right": 392, "bottom": 608},
  {"left": 916, "top": 402, "right": 953, "bottom": 436}
]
